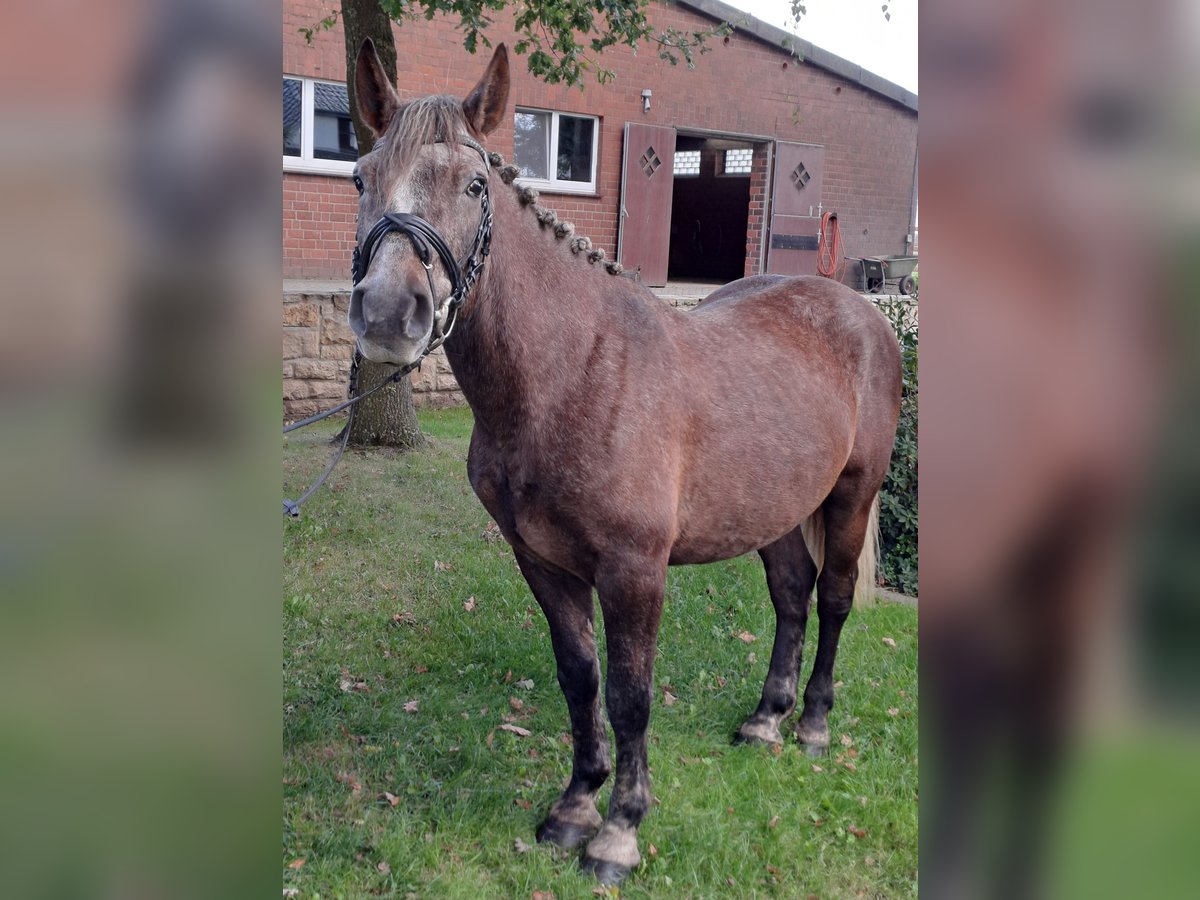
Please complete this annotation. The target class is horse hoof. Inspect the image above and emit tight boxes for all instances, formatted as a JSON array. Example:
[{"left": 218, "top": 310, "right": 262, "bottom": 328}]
[
  {"left": 580, "top": 854, "right": 632, "bottom": 885},
  {"left": 800, "top": 740, "right": 830, "bottom": 758},
  {"left": 733, "top": 727, "right": 783, "bottom": 748},
  {"left": 536, "top": 817, "right": 596, "bottom": 850}
]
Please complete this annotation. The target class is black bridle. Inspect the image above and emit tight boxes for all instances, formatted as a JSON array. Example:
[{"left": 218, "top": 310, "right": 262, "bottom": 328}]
[
  {"left": 351, "top": 136, "right": 494, "bottom": 351},
  {"left": 282, "top": 136, "right": 494, "bottom": 517}
]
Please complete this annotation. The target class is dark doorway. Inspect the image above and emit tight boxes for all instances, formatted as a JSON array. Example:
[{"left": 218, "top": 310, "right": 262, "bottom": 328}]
[{"left": 667, "top": 136, "right": 753, "bottom": 282}]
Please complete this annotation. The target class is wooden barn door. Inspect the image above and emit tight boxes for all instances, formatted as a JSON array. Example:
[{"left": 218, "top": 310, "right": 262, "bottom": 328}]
[
  {"left": 766, "top": 141, "right": 825, "bottom": 276},
  {"left": 617, "top": 123, "right": 676, "bottom": 287}
]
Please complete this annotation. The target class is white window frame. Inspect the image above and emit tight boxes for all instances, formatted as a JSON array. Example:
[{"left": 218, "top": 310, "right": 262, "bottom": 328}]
[
  {"left": 513, "top": 107, "right": 599, "bottom": 194},
  {"left": 283, "top": 76, "right": 357, "bottom": 178}
]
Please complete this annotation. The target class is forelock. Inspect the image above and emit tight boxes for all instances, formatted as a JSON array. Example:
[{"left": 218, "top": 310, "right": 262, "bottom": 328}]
[{"left": 382, "top": 95, "right": 470, "bottom": 175}]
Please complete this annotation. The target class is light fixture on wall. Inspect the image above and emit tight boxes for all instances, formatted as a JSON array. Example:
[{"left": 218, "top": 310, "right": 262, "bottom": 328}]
[{"left": 640, "top": 89, "right": 652, "bottom": 113}]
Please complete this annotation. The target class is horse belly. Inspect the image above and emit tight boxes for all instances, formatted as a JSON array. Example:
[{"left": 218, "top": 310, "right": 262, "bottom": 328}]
[{"left": 668, "top": 426, "right": 850, "bottom": 565}]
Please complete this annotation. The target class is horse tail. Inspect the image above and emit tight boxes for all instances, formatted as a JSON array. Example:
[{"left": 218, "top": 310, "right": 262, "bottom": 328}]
[
  {"left": 854, "top": 493, "right": 881, "bottom": 608},
  {"left": 799, "top": 492, "right": 880, "bottom": 609}
]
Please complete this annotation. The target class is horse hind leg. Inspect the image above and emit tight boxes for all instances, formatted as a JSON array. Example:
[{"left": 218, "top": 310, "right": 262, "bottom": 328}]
[
  {"left": 735, "top": 526, "right": 818, "bottom": 747},
  {"left": 796, "top": 481, "right": 881, "bottom": 752},
  {"left": 513, "top": 549, "right": 611, "bottom": 850}
]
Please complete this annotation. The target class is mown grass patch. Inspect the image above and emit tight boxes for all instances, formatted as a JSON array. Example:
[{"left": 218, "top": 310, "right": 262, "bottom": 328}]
[{"left": 284, "top": 408, "right": 917, "bottom": 898}]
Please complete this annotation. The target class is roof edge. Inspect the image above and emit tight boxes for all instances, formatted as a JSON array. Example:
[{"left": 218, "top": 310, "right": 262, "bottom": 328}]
[{"left": 675, "top": 0, "right": 917, "bottom": 112}]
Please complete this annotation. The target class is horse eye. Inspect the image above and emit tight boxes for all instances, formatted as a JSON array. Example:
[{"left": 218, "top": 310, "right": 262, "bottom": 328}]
[
  {"left": 466, "top": 177, "right": 485, "bottom": 199},
  {"left": 352, "top": 175, "right": 364, "bottom": 195}
]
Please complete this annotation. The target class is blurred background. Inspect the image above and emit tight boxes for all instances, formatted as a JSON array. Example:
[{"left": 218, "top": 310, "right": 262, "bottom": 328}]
[
  {"left": 0, "top": 0, "right": 1196, "bottom": 896},
  {"left": 920, "top": 0, "right": 1199, "bottom": 897},
  {"left": 0, "top": 1, "right": 282, "bottom": 897}
]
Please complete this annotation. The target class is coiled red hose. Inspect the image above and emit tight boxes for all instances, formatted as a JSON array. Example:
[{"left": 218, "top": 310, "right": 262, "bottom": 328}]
[{"left": 816, "top": 210, "right": 845, "bottom": 280}]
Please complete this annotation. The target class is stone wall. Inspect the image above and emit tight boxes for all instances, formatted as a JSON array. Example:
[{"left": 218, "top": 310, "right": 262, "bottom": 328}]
[{"left": 282, "top": 289, "right": 464, "bottom": 420}]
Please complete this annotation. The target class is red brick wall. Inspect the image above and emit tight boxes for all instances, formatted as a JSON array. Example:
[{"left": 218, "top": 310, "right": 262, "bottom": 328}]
[{"left": 283, "top": 1, "right": 916, "bottom": 281}]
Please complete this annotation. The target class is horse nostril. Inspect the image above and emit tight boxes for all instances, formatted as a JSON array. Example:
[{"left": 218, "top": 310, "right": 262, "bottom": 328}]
[{"left": 348, "top": 286, "right": 367, "bottom": 337}]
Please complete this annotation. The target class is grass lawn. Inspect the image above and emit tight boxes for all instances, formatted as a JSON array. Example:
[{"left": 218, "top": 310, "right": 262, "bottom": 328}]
[{"left": 284, "top": 408, "right": 918, "bottom": 899}]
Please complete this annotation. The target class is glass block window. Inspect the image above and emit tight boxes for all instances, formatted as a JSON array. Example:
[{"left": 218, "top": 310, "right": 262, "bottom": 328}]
[
  {"left": 513, "top": 108, "right": 599, "bottom": 193},
  {"left": 724, "top": 148, "right": 754, "bottom": 174},
  {"left": 674, "top": 150, "right": 701, "bottom": 176}
]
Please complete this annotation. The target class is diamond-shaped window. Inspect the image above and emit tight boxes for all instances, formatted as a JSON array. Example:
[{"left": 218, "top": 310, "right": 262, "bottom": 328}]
[
  {"left": 639, "top": 147, "right": 662, "bottom": 178},
  {"left": 790, "top": 163, "right": 811, "bottom": 190}
]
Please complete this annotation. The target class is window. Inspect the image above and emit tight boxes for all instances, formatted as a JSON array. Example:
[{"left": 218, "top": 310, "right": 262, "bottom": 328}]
[
  {"left": 513, "top": 108, "right": 599, "bottom": 193},
  {"left": 723, "top": 148, "right": 753, "bottom": 175},
  {"left": 283, "top": 76, "right": 358, "bottom": 176},
  {"left": 674, "top": 150, "right": 701, "bottom": 176}
]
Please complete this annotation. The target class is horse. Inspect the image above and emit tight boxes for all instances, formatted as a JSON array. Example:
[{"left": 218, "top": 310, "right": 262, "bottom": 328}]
[{"left": 346, "top": 38, "right": 902, "bottom": 885}]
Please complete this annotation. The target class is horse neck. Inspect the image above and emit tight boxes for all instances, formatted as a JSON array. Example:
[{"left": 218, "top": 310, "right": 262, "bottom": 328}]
[{"left": 442, "top": 190, "right": 618, "bottom": 433}]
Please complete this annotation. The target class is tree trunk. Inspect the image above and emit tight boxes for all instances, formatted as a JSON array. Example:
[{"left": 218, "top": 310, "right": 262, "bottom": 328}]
[{"left": 340, "top": 0, "right": 421, "bottom": 449}]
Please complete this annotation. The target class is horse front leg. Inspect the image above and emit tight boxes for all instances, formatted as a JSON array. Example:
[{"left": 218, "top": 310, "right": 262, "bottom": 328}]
[
  {"left": 581, "top": 563, "right": 666, "bottom": 885},
  {"left": 513, "top": 550, "right": 611, "bottom": 849}
]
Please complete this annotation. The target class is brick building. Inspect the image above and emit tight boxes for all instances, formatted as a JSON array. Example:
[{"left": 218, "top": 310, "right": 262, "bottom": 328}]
[
  {"left": 282, "top": 0, "right": 916, "bottom": 415},
  {"left": 283, "top": 0, "right": 916, "bottom": 284}
]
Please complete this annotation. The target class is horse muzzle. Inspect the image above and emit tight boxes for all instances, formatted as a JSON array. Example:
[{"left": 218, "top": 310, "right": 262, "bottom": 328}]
[{"left": 348, "top": 277, "right": 434, "bottom": 366}]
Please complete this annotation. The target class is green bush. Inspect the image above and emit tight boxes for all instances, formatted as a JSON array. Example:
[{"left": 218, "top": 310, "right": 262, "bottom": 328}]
[{"left": 873, "top": 294, "right": 918, "bottom": 595}]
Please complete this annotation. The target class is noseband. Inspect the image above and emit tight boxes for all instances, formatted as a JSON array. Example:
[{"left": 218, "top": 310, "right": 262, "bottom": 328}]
[{"left": 351, "top": 135, "right": 494, "bottom": 354}]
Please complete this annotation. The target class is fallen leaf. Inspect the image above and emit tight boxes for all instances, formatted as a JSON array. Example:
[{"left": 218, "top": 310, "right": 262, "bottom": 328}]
[
  {"left": 283, "top": 889, "right": 299, "bottom": 898},
  {"left": 377, "top": 861, "right": 391, "bottom": 874},
  {"left": 811, "top": 764, "right": 824, "bottom": 772},
  {"left": 500, "top": 723, "right": 532, "bottom": 737},
  {"left": 515, "top": 678, "right": 534, "bottom": 690},
  {"left": 849, "top": 824, "right": 868, "bottom": 839},
  {"left": 881, "top": 636, "right": 897, "bottom": 648},
  {"left": 463, "top": 596, "right": 477, "bottom": 612},
  {"left": 486, "top": 730, "right": 495, "bottom": 748},
  {"left": 415, "top": 664, "right": 429, "bottom": 674},
  {"left": 560, "top": 734, "right": 572, "bottom": 746},
  {"left": 335, "top": 772, "right": 363, "bottom": 795},
  {"left": 834, "top": 680, "right": 845, "bottom": 689},
  {"left": 770, "top": 743, "right": 782, "bottom": 757},
  {"left": 340, "top": 724, "right": 365, "bottom": 744},
  {"left": 768, "top": 815, "right": 781, "bottom": 828},
  {"left": 726, "top": 806, "right": 735, "bottom": 814},
  {"left": 767, "top": 864, "right": 782, "bottom": 876},
  {"left": 403, "top": 700, "right": 419, "bottom": 714},
  {"left": 859, "top": 795, "right": 868, "bottom": 806},
  {"left": 747, "top": 652, "right": 757, "bottom": 663},
  {"left": 663, "top": 690, "right": 677, "bottom": 707},
  {"left": 282, "top": 777, "right": 300, "bottom": 785},
  {"left": 391, "top": 611, "right": 416, "bottom": 626},
  {"left": 434, "top": 560, "right": 454, "bottom": 572},
  {"left": 383, "top": 791, "right": 401, "bottom": 807},
  {"left": 514, "top": 797, "right": 533, "bottom": 810},
  {"left": 715, "top": 676, "right": 727, "bottom": 687},
  {"left": 504, "top": 670, "right": 513, "bottom": 683},
  {"left": 648, "top": 843, "right": 658, "bottom": 857},
  {"left": 848, "top": 748, "right": 859, "bottom": 758},
  {"left": 287, "top": 858, "right": 306, "bottom": 870},
  {"left": 735, "top": 630, "right": 758, "bottom": 643},
  {"left": 532, "top": 892, "right": 556, "bottom": 900},
  {"left": 841, "top": 733, "right": 854, "bottom": 747},
  {"left": 514, "top": 837, "right": 533, "bottom": 854},
  {"left": 844, "top": 760, "right": 858, "bottom": 773},
  {"left": 509, "top": 697, "right": 525, "bottom": 711},
  {"left": 887, "top": 707, "right": 900, "bottom": 716}
]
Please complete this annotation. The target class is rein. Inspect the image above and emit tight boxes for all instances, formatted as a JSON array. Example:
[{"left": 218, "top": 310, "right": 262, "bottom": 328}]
[{"left": 283, "top": 136, "right": 493, "bottom": 517}]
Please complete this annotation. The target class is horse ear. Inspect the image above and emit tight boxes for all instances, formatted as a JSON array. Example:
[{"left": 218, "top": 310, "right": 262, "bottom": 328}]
[
  {"left": 354, "top": 37, "right": 400, "bottom": 137},
  {"left": 462, "top": 44, "right": 510, "bottom": 136}
]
